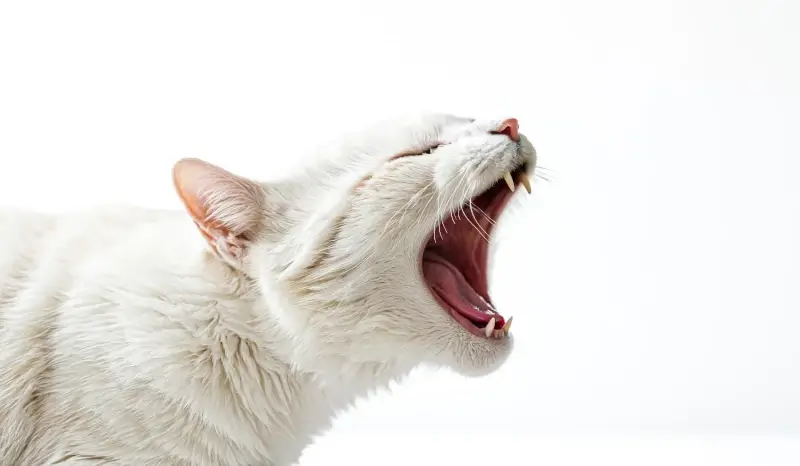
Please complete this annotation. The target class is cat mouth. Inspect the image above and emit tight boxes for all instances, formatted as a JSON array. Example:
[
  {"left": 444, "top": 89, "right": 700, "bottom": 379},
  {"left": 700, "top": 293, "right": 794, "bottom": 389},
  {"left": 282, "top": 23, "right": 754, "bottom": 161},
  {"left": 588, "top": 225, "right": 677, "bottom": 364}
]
[{"left": 422, "top": 163, "right": 530, "bottom": 339}]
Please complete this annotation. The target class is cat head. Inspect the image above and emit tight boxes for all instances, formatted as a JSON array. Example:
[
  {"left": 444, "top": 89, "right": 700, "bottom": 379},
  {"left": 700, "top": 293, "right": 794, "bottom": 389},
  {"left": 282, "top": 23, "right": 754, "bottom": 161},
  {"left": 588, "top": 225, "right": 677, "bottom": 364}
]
[{"left": 173, "top": 114, "right": 536, "bottom": 380}]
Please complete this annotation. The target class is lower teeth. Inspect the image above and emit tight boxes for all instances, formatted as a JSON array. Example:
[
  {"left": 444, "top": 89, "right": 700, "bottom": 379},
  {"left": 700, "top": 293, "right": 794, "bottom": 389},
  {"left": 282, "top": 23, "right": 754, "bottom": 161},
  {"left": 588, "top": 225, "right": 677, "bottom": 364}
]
[{"left": 484, "top": 317, "right": 496, "bottom": 337}]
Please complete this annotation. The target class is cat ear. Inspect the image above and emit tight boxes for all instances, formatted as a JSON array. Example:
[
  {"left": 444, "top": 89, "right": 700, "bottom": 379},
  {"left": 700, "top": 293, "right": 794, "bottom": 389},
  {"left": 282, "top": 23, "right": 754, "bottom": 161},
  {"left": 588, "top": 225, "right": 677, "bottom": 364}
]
[{"left": 172, "top": 158, "right": 265, "bottom": 268}]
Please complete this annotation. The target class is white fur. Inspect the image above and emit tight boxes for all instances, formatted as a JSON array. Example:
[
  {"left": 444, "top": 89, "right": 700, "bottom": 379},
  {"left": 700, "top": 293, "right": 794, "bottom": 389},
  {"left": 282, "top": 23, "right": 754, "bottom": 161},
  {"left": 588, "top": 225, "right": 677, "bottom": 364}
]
[{"left": 0, "top": 114, "right": 536, "bottom": 465}]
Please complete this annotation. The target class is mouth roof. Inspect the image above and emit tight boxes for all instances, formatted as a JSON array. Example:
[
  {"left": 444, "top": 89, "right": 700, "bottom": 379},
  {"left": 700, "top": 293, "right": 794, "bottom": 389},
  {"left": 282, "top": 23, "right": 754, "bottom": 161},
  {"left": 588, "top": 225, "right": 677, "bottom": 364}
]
[{"left": 422, "top": 163, "right": 530, "bottom": 339}]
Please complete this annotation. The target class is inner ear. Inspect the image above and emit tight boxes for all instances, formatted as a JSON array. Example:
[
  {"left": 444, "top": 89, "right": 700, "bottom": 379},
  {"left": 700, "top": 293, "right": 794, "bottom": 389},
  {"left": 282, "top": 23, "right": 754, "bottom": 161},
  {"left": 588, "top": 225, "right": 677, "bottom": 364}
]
[{"left": 172, "top": 158, "right": 265, "bottom": 266}]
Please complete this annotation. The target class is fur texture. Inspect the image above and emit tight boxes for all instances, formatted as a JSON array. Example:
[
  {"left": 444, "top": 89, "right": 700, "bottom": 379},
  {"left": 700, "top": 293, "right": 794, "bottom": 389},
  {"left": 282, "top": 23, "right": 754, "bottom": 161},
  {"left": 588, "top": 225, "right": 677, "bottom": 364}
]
[{"left": 0, "top": 114, "right": 537, "bottom": 465}]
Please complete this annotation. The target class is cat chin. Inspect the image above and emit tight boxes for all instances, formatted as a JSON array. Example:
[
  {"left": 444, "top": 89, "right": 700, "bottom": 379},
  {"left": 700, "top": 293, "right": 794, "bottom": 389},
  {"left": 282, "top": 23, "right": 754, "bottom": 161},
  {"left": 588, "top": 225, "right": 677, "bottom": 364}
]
[{"left": 435, "top": 331, "right": 515, "bottom": 378}]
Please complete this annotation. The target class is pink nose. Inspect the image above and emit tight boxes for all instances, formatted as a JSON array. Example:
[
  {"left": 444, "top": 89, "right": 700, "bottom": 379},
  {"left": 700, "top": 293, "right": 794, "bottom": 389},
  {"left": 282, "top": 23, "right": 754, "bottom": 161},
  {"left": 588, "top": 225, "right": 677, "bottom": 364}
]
[{"left": 492, "top": 118, "right": 520, "bottom": 142}]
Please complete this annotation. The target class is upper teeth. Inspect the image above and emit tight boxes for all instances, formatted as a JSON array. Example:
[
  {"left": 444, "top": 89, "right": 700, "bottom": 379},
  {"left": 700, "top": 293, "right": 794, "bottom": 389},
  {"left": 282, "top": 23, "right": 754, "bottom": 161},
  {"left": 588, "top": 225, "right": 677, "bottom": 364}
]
[
  {"left": 519, "top": 172, "right": 531, "bottom": 194},
  {"left": 503, "top": 171, "right": 531, "bottom": 194},
  {"left": 503, "top": 172, "right": 515, "bottom": 191}
]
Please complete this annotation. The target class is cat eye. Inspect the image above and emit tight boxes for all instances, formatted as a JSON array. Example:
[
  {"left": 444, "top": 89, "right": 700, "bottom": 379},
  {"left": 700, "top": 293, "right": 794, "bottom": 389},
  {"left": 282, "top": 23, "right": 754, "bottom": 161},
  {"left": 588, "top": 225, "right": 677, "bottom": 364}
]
[
  {"left": 389, "top": 142, "right": 444, "bottom": 161},
  {"left": 416, "top": 143, "right": 441, "bottom": 155}
]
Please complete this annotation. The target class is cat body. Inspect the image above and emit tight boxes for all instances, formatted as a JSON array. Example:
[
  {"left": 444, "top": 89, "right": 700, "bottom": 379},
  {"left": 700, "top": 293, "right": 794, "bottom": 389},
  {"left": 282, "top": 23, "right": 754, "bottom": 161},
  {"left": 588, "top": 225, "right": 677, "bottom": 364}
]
[
  {"left": 0, "top": 207, "right": 341, "bottom": 465},
  {"left": 0, "top": 114, "right": 536, "bottom": 465}
]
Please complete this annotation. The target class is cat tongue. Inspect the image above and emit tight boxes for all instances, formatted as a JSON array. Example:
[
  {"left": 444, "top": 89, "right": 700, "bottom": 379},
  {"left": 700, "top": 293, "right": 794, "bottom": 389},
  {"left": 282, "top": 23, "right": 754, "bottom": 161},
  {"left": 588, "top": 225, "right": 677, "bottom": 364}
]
[{"left": 422, "top": 252, "right": 505, "bottom": 328}]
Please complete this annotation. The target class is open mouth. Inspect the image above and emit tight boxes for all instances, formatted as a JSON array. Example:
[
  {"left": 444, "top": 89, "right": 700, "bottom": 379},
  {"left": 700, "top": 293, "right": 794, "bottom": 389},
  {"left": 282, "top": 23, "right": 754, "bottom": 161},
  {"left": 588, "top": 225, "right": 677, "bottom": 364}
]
[{"left": 422, "top": 163, "right": 531, "bottom": 339}]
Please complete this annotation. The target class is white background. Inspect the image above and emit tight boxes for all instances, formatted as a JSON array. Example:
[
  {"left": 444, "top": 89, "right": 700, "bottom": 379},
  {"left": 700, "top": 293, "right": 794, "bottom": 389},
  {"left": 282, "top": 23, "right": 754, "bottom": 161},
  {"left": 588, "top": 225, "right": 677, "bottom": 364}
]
[{"left": 1, "top": 1, "right": 798, "bottom": 464}]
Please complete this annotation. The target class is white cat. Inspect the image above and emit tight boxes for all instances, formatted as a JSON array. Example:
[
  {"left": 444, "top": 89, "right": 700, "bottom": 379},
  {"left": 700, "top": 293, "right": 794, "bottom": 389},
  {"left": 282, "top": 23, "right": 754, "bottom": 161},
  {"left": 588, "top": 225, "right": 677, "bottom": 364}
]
[{"left": 0, "top": 114, "right": 537, "bottom": 465}]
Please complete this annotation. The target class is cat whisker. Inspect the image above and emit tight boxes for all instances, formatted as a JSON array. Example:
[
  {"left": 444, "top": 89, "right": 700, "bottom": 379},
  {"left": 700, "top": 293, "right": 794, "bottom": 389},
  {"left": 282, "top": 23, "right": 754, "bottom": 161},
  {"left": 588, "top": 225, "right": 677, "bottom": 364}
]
[
  {"left": 466, "top": 204, "right": 491, "bottom": 243},
  {"left": 375, "top": 180, "right": 435, "bottom": 242},
  {"left": 435, "top": 173, "right": 472, "bottom": 241},
  {"left": 329, "top": 180, "right": 437, "bottom": 311},
  {"left": 456, "top": 181, "right": 491, "bottom": 244},
  {"left": 468, "top": 201, "right": 496, "bottom": 226},
  {"left": 412, "top": 188, "right": 438, "bottom": 237},
  {"left": 533, "top": 165, "right": 554, "bottom": 182}
]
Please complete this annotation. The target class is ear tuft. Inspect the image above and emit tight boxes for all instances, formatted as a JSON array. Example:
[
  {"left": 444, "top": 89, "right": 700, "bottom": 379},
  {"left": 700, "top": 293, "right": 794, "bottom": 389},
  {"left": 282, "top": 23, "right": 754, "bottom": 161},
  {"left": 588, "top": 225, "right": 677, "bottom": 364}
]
[{"left": 173, "top": 158, "right": 265, "bottom": 264}]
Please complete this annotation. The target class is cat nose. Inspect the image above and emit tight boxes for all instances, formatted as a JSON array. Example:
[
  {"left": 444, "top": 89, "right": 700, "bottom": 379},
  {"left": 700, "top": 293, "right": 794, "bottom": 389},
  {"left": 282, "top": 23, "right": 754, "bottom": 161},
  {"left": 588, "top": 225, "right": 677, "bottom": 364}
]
[{"left": 492, "top": 118, "right": 520, "bottom": 142}]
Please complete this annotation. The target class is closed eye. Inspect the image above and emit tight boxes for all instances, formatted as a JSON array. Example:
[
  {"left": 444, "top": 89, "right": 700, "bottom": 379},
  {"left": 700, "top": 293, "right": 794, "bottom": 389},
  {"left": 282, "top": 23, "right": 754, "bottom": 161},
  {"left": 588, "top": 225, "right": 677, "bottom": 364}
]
[
  {"left": 389, "top": 142, "right": 444, "bottom": 161},
  {"left": 356, "top": 141, "right": 446, "bottom": 190}
]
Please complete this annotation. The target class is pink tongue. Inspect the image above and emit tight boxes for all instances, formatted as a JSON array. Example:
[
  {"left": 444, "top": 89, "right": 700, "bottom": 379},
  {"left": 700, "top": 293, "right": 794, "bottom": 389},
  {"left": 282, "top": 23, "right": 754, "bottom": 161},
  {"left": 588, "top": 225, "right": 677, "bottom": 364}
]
[{"left": 422, "top": 252, "right": 504, "bottom": 327}]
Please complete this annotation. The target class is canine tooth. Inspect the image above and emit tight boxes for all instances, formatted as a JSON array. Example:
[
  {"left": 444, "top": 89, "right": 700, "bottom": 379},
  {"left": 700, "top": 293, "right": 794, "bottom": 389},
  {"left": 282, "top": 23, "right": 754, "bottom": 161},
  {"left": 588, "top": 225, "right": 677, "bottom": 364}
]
[
  {"left": 502, "top": 316, "right": 513, "bottom": 332},
  {"left": 519, "top": 172, "right": 532, "bottom": 194},
  {"left": 485, "top": 318, "right": 496, "bottom": 337},
  {"left": 503, "top": 172, "right": 515, "bottom": 192}
]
